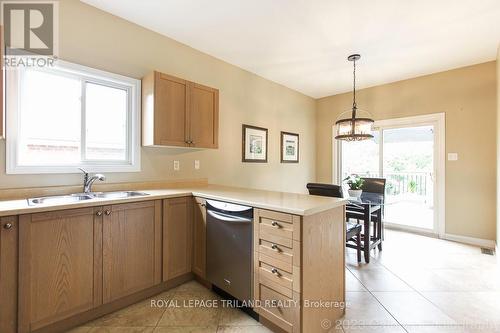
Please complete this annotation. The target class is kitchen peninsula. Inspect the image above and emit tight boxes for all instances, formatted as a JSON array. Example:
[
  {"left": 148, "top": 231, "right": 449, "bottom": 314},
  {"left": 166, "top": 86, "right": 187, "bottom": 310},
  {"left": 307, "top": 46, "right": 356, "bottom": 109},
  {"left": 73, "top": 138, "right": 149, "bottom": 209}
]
[{"left": 0, "top": 183, "right": 346, "bottom": 333}]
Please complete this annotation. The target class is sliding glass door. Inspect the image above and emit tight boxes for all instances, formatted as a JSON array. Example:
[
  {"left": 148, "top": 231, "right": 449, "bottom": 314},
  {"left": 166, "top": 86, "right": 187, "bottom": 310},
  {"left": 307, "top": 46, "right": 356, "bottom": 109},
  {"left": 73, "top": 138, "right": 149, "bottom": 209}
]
[
  {"left": 336, "top": 114, "right": 444, "bottom": 235},
  {"left": 382, "top": 126, "right": 434, "bottom": 231}
]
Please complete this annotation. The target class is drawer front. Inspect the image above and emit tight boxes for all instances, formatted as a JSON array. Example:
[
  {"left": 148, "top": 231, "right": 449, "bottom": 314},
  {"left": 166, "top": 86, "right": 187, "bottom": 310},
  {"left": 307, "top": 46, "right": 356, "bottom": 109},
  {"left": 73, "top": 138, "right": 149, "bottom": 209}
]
[
  {"left": 258, "top": 256, "right": 293, "bottom": 290},
  {"left": 259, "top": 232, "right": 293, "bottom": 248},
  {"left": 256, "top": 209, "right": 301, "bottom": 242},
  {"left": 258, "top": 239, "right": 293, "bottom": 265},
  {"left": 260, "top": 217, "right": 293, "bottom": 239},
  {"left": 260, "top": 284, "right": 298, "bottom": 328}
]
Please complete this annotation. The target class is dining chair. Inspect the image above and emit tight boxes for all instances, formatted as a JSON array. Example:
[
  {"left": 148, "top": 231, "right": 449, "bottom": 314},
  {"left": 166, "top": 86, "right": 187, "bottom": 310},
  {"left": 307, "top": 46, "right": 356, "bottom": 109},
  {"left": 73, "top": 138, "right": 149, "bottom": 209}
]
[
  {"left": 306, "top": 183, "right": 362, "bottom": 262},
  {"left": 346, "top": 177, "right": 386, "bottom": 251}
]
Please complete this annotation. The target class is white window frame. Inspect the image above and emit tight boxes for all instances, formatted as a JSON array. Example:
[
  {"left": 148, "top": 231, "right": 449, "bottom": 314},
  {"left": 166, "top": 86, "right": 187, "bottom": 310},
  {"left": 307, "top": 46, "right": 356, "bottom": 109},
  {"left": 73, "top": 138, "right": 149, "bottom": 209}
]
[{"left": 6, "top": 60, "right": 141, "bottom": 174}]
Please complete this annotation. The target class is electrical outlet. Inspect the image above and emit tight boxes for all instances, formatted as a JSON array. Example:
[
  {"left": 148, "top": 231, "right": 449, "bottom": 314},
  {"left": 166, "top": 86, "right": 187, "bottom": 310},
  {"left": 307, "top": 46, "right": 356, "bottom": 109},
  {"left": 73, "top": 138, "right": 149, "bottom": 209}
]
[
  {"left": 194, "top": 160, "right": 200, "bottom": 170},
  {"left": 173, "top": 160, "right": 180, "bottom": 171},
  {"left": 447, "top": 153, "right": 458, "bottom": 161}
]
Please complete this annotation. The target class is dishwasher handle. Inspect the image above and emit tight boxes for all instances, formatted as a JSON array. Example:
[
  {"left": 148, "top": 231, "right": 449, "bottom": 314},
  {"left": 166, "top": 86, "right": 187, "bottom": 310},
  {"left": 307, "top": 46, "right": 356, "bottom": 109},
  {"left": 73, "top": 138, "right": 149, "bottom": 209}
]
[{"left": 207, "top": 209, "right": 252, "bottom": 223}]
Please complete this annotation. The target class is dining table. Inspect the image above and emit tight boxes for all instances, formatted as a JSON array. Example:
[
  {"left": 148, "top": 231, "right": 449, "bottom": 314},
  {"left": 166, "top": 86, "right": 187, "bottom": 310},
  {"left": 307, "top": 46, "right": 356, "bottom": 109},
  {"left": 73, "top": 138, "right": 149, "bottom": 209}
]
[{"left": 346, "top": 191, "right": 387, "bottom": 263}]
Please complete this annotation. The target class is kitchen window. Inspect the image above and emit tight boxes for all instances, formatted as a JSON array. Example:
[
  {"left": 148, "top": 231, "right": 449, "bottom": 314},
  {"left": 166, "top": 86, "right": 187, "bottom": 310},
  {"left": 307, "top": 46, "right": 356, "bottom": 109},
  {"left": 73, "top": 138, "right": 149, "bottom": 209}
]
[{"left": 6, "top": 61, "right": 141, "bottom": 174}]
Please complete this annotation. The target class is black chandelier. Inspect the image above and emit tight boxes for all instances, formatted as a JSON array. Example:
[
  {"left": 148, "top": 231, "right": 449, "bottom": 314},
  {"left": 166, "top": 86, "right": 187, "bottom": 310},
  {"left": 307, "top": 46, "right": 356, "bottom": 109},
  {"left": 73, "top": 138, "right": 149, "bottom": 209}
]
[{"left": 334, "top": 54, "right": 374, "bottom": 141}]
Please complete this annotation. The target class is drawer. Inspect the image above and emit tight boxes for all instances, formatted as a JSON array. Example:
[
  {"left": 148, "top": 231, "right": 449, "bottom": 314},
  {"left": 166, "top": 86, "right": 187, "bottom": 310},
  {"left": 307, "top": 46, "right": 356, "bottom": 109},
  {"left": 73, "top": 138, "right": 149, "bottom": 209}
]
[
  {"left": 258, "top": 237, "right": 301, "bottom": 267},
  {"left": 257, "top": 283, "right": 299, "bottom": 333},
  {"left": 255, "top": 209, "right": 301, "bottom": 241},
  {"left": 256, "top": 253, "right": 300, "bottom": 293}
]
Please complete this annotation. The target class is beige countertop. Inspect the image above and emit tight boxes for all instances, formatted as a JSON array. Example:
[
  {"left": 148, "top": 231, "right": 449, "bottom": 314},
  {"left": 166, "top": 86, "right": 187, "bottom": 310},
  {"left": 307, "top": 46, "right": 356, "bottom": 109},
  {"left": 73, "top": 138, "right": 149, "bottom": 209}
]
[{"left": 0, "top": 184, "right": 346, "bottom": 217}]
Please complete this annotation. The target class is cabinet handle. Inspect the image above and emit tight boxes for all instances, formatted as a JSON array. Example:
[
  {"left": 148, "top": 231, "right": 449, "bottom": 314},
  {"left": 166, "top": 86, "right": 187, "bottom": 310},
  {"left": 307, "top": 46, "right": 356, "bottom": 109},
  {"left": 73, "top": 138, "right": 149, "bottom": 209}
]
[
  {"left": 271, "top": 267, "right": 281, "bottom": 277},
  {"left": 271, "top": 221, "right": 281, "bottom": 228},
  {"left": 3, "top": 223, "right": 12, "bottom": 230},
  {"left": 271, "top": 243, "right": 281, "bottom": 252},
  {"left": 105, "top": 210, "right": 111, "bottom": 216},
  {"left": 96, "top": 211, "right": 102, "bottom": 216}
]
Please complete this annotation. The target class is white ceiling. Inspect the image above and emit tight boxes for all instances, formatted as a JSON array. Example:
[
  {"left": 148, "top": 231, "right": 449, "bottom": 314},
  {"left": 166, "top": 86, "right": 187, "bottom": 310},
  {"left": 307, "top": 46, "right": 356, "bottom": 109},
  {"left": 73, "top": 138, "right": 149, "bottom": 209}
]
[{"left": 81, "top": 0, "right": 500, "bottom": 98}]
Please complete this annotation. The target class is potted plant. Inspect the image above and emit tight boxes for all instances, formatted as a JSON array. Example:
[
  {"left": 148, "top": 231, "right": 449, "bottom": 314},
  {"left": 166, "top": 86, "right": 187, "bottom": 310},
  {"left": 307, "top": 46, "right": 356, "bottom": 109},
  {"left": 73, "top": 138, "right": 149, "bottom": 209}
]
[{"left": 344, "top": 174, "right": 364, "bottom": 198}]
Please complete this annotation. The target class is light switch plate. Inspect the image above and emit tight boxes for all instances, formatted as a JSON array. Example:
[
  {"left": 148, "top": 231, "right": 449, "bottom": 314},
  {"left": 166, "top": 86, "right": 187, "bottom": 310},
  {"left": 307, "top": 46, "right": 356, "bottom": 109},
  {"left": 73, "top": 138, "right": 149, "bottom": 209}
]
[
  {"left": 447, "top": 153, "right": 458, "bottom": 161},
  {"left": 194, "top": 160, "right": 200, "bottom": 170},
  {"left": 174, "top": 160, "right": 180, "bottom": 171}
]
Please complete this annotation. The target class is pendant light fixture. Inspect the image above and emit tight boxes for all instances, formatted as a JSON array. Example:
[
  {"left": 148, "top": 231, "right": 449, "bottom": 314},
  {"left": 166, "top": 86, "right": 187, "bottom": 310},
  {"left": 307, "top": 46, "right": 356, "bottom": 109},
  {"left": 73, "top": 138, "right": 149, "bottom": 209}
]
[{"left": 334, "top": 54, "right": 374, "bottom": 141}]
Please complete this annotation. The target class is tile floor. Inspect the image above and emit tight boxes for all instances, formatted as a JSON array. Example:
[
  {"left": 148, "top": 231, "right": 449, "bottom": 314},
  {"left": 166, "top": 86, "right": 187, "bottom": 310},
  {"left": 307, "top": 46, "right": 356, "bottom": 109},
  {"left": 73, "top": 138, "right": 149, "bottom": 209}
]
[{"left": 69, "top": 230, "right": 500, "bottom": 333}]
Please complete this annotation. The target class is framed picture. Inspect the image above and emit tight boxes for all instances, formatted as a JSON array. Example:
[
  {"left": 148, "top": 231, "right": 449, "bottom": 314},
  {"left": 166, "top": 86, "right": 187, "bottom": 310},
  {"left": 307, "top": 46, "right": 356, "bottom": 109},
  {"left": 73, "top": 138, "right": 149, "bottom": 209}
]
[
  {"left": 242, "top": 124, "right": 268, "bottom": 162},
  {"left": 281, "top": 131, "right": 299, "bottom": 163}
]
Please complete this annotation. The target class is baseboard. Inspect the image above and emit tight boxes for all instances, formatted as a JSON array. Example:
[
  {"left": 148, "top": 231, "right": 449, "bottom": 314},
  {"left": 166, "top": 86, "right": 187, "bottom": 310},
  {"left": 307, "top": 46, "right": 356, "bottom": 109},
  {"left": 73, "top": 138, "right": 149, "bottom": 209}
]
[
  {"left": 496, "top": 242, "right": 499, "bottom": 263},
  {"left": 385, "top": 223, "right": 438, "bottom": 238},
  {"left": 442, "top": 233, "right": 496, "bottom": 249}
]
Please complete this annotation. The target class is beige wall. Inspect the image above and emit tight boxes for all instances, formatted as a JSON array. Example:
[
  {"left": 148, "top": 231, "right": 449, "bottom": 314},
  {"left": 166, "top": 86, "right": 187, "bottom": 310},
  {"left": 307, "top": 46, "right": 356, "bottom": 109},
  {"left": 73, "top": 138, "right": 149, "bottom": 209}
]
[
  {"left": 317, "top": 62, "right": 497, "bottom": 240},
  {"left": 0, "top": 0, "right": 316, "bottom": 193}
]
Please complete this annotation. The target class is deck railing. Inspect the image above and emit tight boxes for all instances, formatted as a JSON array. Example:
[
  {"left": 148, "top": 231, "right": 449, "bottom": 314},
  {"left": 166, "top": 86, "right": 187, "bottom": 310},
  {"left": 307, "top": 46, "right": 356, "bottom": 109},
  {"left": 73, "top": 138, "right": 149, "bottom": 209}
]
[{"left": 343, "top": 172, "right": 432, "bottom": 196}]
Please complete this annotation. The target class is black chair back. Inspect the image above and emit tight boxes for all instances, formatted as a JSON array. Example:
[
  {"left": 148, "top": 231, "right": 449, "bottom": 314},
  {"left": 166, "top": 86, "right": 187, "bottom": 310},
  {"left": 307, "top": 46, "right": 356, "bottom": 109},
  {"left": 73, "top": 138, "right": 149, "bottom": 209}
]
[
  {"left": 361, "top": 178, "right": 386, "bottom": 194},
  {"left": 306, "top": 183, "right": 344, "bottom": 198},
  {"left": 361, "top": 177, "right": 387, "bottom": 217}
]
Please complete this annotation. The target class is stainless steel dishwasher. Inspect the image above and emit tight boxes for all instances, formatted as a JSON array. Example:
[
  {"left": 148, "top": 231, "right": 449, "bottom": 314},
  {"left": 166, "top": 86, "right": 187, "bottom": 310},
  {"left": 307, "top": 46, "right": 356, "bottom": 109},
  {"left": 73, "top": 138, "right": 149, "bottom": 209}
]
[{"left": 206, "top": 199, "right": 253, "bottom": 302}]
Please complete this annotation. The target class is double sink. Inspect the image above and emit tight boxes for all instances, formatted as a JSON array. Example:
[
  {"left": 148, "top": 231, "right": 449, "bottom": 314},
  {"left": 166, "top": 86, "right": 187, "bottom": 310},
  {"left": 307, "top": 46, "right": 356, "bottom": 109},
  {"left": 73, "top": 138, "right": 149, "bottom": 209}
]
[{"left": 28, "top": 191, "right": 149, "bottom": 206}]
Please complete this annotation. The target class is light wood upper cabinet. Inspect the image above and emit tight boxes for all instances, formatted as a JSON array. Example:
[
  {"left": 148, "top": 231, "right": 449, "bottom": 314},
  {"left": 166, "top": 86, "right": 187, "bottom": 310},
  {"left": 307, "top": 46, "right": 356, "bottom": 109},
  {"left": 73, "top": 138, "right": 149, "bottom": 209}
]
[
  {"left": 163, "top": 197, "right": 193, "bottom": 281},
  {"left": 18, "top": 208, "right": 102, "bottom": 333},
  {"left": 142, "top": 71, "right": 219, "bottom": 148},
  {"left": 192, "top": 197, "right": 207, "bottom": 278},
  {"left": 143, "top": 72, "right": 189, "bottom": 147},
  {"left": 0, "top": 216, "right": 18, "bottom": 333},
  {"left": 102, "top": 200, "right": 162, "bottom": 303},
  {"left": 189, "top": 83, "right": 219, "bottom": 148}
]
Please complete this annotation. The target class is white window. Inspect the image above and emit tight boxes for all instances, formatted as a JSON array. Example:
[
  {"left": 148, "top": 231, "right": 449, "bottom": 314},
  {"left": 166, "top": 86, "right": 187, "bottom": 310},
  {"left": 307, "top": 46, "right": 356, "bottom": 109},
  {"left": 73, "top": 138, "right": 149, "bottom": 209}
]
[{"left": 6, "top": 61, "right": 141, "bottom": 174}]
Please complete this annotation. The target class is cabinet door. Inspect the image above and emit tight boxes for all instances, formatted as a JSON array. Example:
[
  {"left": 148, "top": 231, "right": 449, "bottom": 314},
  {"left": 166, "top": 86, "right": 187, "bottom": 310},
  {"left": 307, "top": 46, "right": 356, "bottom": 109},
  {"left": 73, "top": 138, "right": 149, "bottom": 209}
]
[
  {"left": 0, "top": 216, "right": 18, "bottom": 333},
  {"left": 192, "top": 197, "right": 206, "bottom": 278},
  {"left": 102, "top": 200, "right": 162, "bottom": 303},
  {"left": 163, "top": 197, "right": 193, "bottom": 281},
  {"left": 189, "top": 82, "right": 219, "bottom": 148},
  {"left": 18, "top": 208, "right": 102, "bottom": 333},
  {"left": 154, "top": 72, "right": 190, "bottom": 146}
]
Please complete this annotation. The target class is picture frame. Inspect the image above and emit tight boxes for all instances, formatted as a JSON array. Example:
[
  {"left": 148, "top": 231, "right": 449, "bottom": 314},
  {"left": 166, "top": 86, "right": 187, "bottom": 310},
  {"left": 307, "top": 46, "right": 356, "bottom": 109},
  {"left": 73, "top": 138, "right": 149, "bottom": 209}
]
[
  {"left": 242, "top": 124, "right": 268, "bottom": 162},
  {"left": 280, "top": 131, "right": 299, "bottom": 163}
]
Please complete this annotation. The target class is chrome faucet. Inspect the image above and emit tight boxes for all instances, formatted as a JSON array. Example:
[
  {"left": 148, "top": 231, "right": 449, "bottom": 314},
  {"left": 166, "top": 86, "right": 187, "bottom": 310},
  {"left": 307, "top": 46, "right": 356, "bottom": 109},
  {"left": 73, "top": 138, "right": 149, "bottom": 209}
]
[{"left": 79, "top": 168, "right": 106, "bottom": 194}]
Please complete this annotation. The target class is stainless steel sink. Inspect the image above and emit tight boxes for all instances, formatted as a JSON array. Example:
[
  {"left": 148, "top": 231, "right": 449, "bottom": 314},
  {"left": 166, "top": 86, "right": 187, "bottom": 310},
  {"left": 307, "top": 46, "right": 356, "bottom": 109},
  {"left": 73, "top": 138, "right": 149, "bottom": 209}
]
[
  {"left": 90, "top": 191, "right": 149, "bottom": 199},
  {"left": 28, "top": 194, "right": 94, "bottom": 206},
  {"left": 27, "top": 191, "right": 149, "bottom": 206}
]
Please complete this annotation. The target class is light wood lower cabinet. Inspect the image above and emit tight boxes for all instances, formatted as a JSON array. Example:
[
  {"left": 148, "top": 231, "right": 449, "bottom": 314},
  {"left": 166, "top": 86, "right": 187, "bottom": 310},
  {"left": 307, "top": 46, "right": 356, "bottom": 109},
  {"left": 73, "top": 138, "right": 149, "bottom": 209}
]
[
  {"left": 254, "top": 207, "right": 345, "bottom": 333},
  {"left": 163, "top": 197, "right": 193, "bottom": 281},
  {"left": 0, "top": 216, "right": 18, "bottom": 333},
  {"left": 18, "top": 208, "right": 102, "bottom": 333},
  {"left": 102, "top": 201, "right": 162, "bottom": 303},
  {"left": 192, "top": 197, "right": 206, "bottom": 278},
  {"left": 17, "top": 200, "right": 162, "bottom": 332}
]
